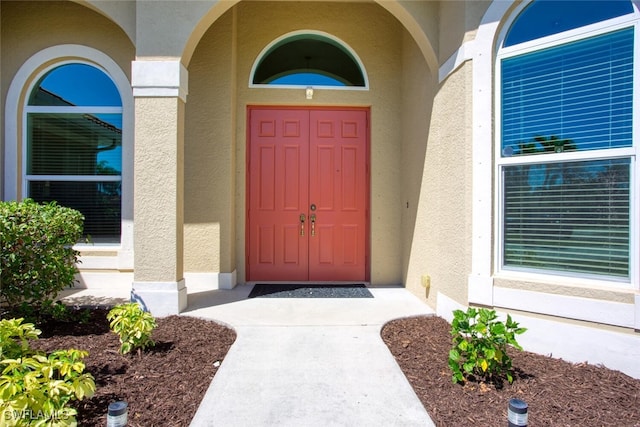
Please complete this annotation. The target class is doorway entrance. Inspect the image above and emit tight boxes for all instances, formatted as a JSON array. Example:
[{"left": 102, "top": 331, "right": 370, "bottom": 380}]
[{"left": 246, "top": 107, "right": 369, "bottom": 282}]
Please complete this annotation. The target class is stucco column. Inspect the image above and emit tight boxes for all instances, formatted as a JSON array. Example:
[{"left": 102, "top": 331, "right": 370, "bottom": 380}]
[{"left": 131, "top": 60, "right": 188, "bottom": 316}]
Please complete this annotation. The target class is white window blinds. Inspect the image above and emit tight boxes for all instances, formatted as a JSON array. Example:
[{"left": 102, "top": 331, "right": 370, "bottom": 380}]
[
  {"left": 503, "top": 159, "right": 630, "bottom": 278},
  {"left": 26, "top": 64, "right": 123, "bottom": 243},
  {"left": 501, "top": 28, "right": 633, "bottom": 157},
  {"left": 500, "top": 28, "right": 633, "bottom": 279}
]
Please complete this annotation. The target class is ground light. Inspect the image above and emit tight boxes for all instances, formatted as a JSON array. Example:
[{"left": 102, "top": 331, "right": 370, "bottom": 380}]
[
  {"left": 508, "top": 398, "right": 528, "bottom": 426},
  {"left": 107, "top": 401, "right": 128, "bottom": 427}
]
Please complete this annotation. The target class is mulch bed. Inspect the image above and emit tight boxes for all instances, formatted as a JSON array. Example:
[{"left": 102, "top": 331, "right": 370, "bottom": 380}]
[
  {"left": 12, "top": 310, "right": 640, "bottom": 426},
  {"left": 381, "top": 315, "right": 640, "bottom": 427},
  {"left": 28, "top": 309, "right": 236, "bottom": 427}
]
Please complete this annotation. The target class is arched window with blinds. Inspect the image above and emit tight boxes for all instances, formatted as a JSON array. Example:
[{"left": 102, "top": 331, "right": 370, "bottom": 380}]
[
  {"left": 497, "top": 1, "right": 636, "bottom": 280},
  {"left": 25, "top": 63, "right": 123, "bottom": 243}
]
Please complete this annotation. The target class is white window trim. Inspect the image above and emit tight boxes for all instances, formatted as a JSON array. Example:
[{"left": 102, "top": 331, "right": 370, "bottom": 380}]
[
  {"left": 494, "top": 9, "right": 638, "bottom": 288},
  {"left": 4, "top": 45, "right": 134, "bottom": 270},
  {"left": 499, "top": 13, "right": 639, "bottom": 56},
  {"left": 248, "top": 29, "right": 370, "bottom": 91}
]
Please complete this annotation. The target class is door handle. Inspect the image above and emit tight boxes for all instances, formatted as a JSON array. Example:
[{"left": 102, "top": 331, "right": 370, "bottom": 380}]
[
  {"left": 310, "top": 214, "right": 316, "bottom": 236},
  {"left": 300, "top": 213, "right": 306, "bottom": 236}
]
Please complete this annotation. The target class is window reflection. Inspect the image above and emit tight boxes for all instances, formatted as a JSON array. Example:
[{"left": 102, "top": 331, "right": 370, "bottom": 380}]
[
  {"left": 29, "top": 63, "right": 121, "bottom": 107},
  {"left": 26, "top": 63, "right": 123, "bottom": 243},
  {"left": 504, "top": 0, "right": 633, "bottom": 47}
]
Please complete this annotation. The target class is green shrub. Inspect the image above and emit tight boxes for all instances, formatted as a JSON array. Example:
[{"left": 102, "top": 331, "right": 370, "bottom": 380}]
[
  {"left": 448, "top": 307, "right": 527, "bottom": 385},
  {"left": 0, "top": 319, "right": 41, "bottom": 360},
  {"left": 0, "top": 199, "right": 84, "bottom": 308},
  {"left": 0, "top": 318, "right": 95, "bottom": 426},
  {"left": 107, "top": 303, "right": 157, "bottom": 355}
]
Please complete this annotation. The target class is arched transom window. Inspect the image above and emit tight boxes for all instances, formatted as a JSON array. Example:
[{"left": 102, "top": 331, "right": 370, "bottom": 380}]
[{"left": 251, "top": 31, "right": 368, "bottom": 88}]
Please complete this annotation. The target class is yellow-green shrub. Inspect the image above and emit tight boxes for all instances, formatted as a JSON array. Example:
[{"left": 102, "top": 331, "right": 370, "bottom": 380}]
[{"left": 0, "top": 319, "right": 95, "bottom": 426}]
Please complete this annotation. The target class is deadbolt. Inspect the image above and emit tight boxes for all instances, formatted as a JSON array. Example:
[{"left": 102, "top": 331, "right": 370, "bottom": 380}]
[{"left": 310, "top": 204, "right": 316, "bottom": 211}]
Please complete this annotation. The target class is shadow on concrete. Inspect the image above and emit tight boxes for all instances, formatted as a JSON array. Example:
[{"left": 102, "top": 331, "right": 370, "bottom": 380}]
[{"left": 183, "top": 285, "right": 254, "bottom": 312}]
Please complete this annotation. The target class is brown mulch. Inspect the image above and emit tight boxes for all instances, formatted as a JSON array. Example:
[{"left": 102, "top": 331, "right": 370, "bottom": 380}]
[
  {"left": 381, "top": 315, "right": 640, "bottom": 427},
  {"left": 13, "top": 310, "right": 640, "bottom": 426},
  {"left": 28, "top": 309, "right": 236, "bottom": 427}
]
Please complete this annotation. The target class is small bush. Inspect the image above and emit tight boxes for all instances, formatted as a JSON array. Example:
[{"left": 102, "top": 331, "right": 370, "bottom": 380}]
[
  {"left": 0, "top": 199, "right": 84, "bottom": 308},
  {"left": 0, "top": 318, "right": 41, "bottom": 360},
  {"left": 107, "top": 303, "right": 157, "bottom": 355},
  {"left": 0, "top": 318, "right": 95, "bottom": 426},
  {"left": 448, "top": 307, "right": 526, "bottom": 385}
]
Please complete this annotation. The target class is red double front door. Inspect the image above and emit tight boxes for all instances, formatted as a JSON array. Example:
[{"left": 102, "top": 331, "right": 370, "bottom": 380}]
[{"left": 247, "top": 107, "right": 369, "bottom": 282}]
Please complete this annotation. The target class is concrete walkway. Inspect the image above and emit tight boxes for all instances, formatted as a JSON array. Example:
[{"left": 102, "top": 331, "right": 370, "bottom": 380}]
[
  {"left": 183, "top": 285, "right": 436, "bottom": 427},
  {"left": 60, "top": 284, "right": 437, "bottom": 426}
]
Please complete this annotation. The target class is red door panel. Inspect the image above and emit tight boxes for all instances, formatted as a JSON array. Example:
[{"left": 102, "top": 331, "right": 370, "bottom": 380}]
[
  {"left": 247, "top": 109, "right": 309, "bottom": 281},
  {"left": 309, "top": 110, "right": 367, "bottom": 281},
  {"left": 247, "top": 107, "right": 368, "bottom": 282}
]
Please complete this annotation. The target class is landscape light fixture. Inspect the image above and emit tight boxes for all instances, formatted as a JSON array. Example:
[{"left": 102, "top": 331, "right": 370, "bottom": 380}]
[
  {"left": 107, "top": 401, "right": 128, "bottom": 427},
  {"left": 508, "top": 398, "right": 528, "bottom": 427}
]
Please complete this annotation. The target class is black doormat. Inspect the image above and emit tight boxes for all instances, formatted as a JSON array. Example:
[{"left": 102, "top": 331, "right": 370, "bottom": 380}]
[{"left": 248, "top": 284, "right": 373, "bottom": 299}]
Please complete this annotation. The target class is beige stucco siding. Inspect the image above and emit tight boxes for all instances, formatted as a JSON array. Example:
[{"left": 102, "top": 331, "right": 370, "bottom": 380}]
[
  {"left": 184, "top": 8, "right": 236, "bottom": 273},
  {"left": 82, "top": 0, "right": 137, "bottom": 45},
  {"left": 494, "top": 277, "right": 637, "bottom": 304},
  {"left": 0, "top": 1, "right": 133, "bottom": 98},
  {"left": 404, "top": 60, "right": 473, "bottom": 306},
  {"left": 438, "top": 0, "right": 492, "bottom": 63},
  {"left": 134, "top": 97, "right": 185, "bottom": 282},
  {"left": 399, "top": 30, "right": 434, "bottom": 295}
]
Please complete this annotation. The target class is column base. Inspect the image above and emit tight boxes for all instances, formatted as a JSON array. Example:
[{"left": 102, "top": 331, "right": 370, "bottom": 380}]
[{"left": 131, "top": 279, "right": 187, "bottom": 317}]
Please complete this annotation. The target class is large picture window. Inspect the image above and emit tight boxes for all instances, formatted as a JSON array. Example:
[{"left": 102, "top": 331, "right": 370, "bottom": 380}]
[
  {"left": 25, "top": 63, "right": 123, "bottom": 243},
  {"left": 498, "top": 1, "right": 636, "bottom": 281}
]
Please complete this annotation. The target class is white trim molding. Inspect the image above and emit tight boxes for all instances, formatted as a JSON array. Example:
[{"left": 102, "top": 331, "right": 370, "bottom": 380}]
[
  {"left": 439, "top": 39, "right": 475, "bottom": 83},
  {"left": 467, "top": 274, "right": 494, "bottom": 306},
  {"left": 184, "top": 270, "right": 238, "bottom": 291},
  {"left": 248, "top": 30, "right": 369, "bottom": 90},
  {"left": 467, "top": 1, "right": 512, "bottom": 304},
  {"left": 494, "top": 287, "right": 635, "bottom": 329},
  {"left": 132, "top": 60, "right": 189, "bottom": 101},
  {"left": 635, "top": 294, "right": 640, "bottom": 330}
]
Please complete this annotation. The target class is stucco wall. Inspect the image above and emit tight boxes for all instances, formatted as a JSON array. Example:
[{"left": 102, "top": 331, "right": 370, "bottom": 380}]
[
  {"left": 404, "top": 59, "right": 473, "bottom": 307},
  {"left": 134, "top": 97, "right": 185, "bottom": 282},
  {"left": 82, "top": 0, "right": 137, "bottom": 45},
  {"left": 184, "top": 8, "right": 236, "bottom": 273},
  {"left": 438, "top": 0, "right": 492, "bottom": 63},
  {"left": 399, "top": 30, "right": 434, "bottom": 298},
  {"left": 0, "top": 1, "right": 133, "bottom": 101}
]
